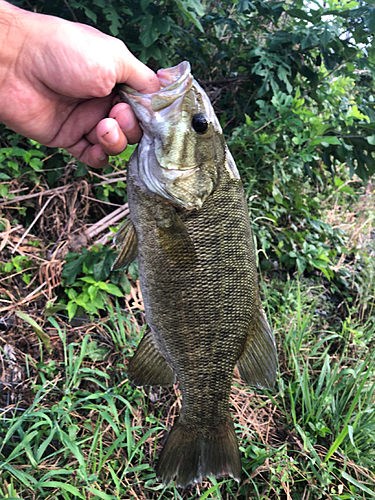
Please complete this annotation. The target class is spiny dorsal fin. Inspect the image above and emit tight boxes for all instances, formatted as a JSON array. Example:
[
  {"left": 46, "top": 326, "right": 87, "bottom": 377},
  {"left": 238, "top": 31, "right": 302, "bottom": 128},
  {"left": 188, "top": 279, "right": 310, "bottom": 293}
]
[
  {"left": 112, "top": 219, "right": 138, "bottom": 270},
  {"left": 237, "top": 306, "right": 278, "bottom": 389},
  {"left": 128, "top": 326, "right": 176, "bottom": 387}
]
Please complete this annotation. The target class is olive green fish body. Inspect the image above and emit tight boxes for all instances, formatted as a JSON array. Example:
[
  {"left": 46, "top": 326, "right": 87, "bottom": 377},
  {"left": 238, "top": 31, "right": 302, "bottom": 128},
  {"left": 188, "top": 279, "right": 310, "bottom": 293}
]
[
  {"left": 129, "top": 158, "right": 254, "bottom": 404},
  {"left": 115, "top": 62, "right": 277, "bottom": 487}
]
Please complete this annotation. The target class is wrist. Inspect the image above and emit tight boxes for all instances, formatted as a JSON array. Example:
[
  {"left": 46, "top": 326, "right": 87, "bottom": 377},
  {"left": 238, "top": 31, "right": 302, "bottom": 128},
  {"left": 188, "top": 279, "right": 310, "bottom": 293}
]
[
  {"left": 0, "top": 2, "right": 50, "bottom": 130},
  {"left": 0, "top": 2, "right": 29, "bottom": 87}
]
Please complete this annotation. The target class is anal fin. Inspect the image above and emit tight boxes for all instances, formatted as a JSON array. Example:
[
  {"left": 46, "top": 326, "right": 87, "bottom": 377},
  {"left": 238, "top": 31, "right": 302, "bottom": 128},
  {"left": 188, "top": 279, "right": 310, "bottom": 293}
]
[
  {"left": 238, "top": 305, "right": 278, "bottom": 389},
  {"left": 112, "top": 219, "right": 138, "bottom": 270},
  {"left": 128, "top": 327, "right": 176, "bottom": 387}
]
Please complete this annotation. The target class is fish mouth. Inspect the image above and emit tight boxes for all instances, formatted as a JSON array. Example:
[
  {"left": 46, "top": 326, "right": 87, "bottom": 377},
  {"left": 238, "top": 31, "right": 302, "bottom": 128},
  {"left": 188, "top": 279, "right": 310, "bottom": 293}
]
[
  {"left": 118, "top": 61, "right": 217, "bottom": 210},
  {"left": 118, "top": 61, "right": 193, "bottom": 112}
]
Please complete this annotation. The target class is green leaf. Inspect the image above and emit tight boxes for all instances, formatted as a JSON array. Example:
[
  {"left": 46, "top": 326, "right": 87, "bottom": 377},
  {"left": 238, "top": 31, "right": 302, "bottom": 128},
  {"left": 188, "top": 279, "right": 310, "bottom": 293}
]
[
  {"left": 28, "top": 157, "right": 43, "bottom": 170},
  {"left": 45, "top": 303, "right": 66, "bottom": 318},
  {"left": 128, "top": 262, "right": 139, "bottom": 280},
  {"left": 364, "top": 8, "right": 375, "bottom": 32},
  {"left": 310, "top": 136, "right": 341, "bottom": 147},
  {"left": 320, "top": 25, "right": 331, "bottom": 47},
  {"left": 178, "top": 0, "right": 204, "bottom": 32},
  {"left": 85, "top": 341, "right": 110, "bottom": 361},
  {"left": 141, "top": 0, "right": 152, "bottom": 10},
  {"left": 98, "top": 282, "right": 123, "bottom": 297},
  {"left": 287, "top": 8, "right": 312, "bottom": 21},
  {"left": 62, "top": 253, "right": 88, "bottom": 286},
  {"left": 67, "top": 301, "right": 78, "bottom": 321},
  {"left": 88, "top": 285, "right": 98, "bottom": 301},
  {"left": 83, "top": 7, "right": 97, "bottom": 23},
  {"left": 92, "top": 252, "right": 115, "bottom": 282},
  {"left": 120, "top": 273, "right": 131, "bottom": 295},
  {"left": 16, "top": 312, "right": 52, "bottom": 354},
  {"left": 140, "top": 27, "right": 159, "bottom": 47},
  {"left": 153, "top": 16, "right": 171, "bottom": 35},
  {"left": 116, "top": 144, "right": 137, "bottom": 162},
  {"left": 184, "top": 0, "right": 204, "bottom": 16},
  {"left": 272, "top": 185, "right": 283, "bottom": 205},
  {"left": 104, "top": 5, "right": 122, "bottom": 36},
  {"left": 238, "top": 0, "right": 253, "bottom": 13},
  {"left": 0, "top": 185, "right": 9, "bottom": 198},
  {"left": 301, "top": 33, "right": 317, "bottom": 50},
  {"left": 0, "top": 463, "right": 37, "bottom": 487},
  {"left": 199, "top": 481, "right": 226, "bottom": 499},
  {"left": 80, "top": 276, "right": 97, "bottom": 284}
]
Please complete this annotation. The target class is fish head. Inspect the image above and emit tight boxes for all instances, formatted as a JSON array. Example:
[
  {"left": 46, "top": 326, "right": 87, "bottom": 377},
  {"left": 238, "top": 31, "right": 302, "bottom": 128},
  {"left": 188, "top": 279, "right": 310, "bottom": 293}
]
[{"left": 118, "top": 61, "right": 227, "bottom": 210}]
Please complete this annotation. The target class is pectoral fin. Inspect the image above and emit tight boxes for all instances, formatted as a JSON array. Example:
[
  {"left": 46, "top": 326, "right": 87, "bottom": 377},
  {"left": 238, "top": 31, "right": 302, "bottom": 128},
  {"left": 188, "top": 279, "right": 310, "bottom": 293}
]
[
  {"left": 155, "top": 208, "right": 196, "bottom": 265},
  {"left": 112, "top": 219, "right": 138, "bottom": 270},
  {"left": 128, "top": 326, "right": 176, "bottom": 387},
  {"left": 238, "top": 306, "right": 278, "bottom": 389}
]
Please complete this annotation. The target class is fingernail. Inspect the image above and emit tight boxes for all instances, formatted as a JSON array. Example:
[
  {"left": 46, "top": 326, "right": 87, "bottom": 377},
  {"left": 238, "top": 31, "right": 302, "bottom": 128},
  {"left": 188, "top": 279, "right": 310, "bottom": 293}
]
[
  {"left": 102, "top": 126, "right": 120, "bottom": 144},
  {"left": 122, "top": 113, "right": 137, "bottom": 131},
  {"left": 97, "top": 151, "right": 107, "bottom": 162}
]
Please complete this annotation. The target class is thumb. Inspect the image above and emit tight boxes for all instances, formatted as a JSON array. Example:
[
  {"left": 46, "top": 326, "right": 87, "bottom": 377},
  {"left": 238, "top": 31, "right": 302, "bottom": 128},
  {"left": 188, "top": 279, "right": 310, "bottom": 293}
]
[{"left": 115, "top": 42, "right": 160, "bottom": 94}]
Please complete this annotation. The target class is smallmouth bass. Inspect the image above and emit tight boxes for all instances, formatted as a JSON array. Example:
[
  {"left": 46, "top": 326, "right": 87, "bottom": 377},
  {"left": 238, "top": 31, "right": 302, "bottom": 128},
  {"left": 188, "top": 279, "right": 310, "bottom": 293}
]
[{"left": 114, "top": 61, "right": 277, "bottom": 487}]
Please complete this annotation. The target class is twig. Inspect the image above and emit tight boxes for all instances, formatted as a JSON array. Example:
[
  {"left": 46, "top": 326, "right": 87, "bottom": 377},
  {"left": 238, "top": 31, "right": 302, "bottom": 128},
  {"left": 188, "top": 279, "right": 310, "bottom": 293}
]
[
  {"left": 0, "top": 224, "right": 22, "bottom": 252},
  {"left": 47, "top": 208, "right": 79, "bottom": 258},
  {"left": 0, "top": 177, "right": 127, "bottom": 207},
  {"left": 0, "top": 407, "right": 27, "bottom": 413},
  {"left": 81, "top": 195, "right": 123, "bottom": 207},
  {"left": 8, "top": 187, "right": 29, "bottom": 195},
  {"left": 252, "top": 117, "right": 280, "bottom": 135},
  {"left": 198, "top": 76, "right": 252, "bottom": 85},
  {"left": 62, "top": 0, "right": 78, "bottom": 21},
  {"left": 90, "top": 231, "right": 114, "bottom": 248},
  {"left": 92, "top": 176, "right": 127, "bottom": 187},
  {"left": 86, "top": 204, "right": 129, "bottom": 239},
  {"left": 0, "top": 282, "right": 47, "bottom": 312},
  {"left": 0, "top": 185, "right": 73, "bottom": 207},
  {"left": 0, "top": 267, "right": 37, "bottom": 283},
  {"left": 90, "top": 170, "right": 127, "bottom": 182},
  {"left": 12, "top": 197, "right": 55, "bottom": 254},
  {"left": 317, "top": 49, "right": 361, "bottom": 87}
]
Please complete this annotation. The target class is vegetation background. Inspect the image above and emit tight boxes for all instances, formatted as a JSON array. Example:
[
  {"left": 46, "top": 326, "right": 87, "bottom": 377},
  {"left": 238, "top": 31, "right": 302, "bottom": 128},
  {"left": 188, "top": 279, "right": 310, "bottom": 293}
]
[{"left": 0, "top": 0, "right": 375, "bottom": 498}]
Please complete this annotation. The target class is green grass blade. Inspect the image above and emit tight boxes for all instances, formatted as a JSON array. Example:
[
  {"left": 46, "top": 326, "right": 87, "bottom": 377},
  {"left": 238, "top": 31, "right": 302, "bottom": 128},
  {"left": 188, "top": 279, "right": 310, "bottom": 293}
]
[
  {"left": 34, "top": 481, "right": 85, "bottom": 498},
  {"left": 86, "top": 487, "right": 118, "bottom": 500},
  {"left": 324, "top": 424, "right": 349, "bottom": 462},
  {"left": 341, "top": 471, "right": 375, "bottom": 497}
]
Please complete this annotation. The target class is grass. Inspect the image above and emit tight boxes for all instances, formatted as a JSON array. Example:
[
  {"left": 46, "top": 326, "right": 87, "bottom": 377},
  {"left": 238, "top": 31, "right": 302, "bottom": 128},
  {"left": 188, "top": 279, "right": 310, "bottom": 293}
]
[
  {"left": 0, "top": 142, "right": 374, "bottom": 498},
  {"left": 1, "top": 278, "right": 375, "bottom": 499}
]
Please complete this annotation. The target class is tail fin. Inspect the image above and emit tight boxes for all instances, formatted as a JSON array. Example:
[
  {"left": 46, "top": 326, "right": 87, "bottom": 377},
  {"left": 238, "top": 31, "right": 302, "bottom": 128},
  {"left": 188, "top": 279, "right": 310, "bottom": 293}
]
[{"left": 156, "top": 416, "right": 241, "bottom": 488}]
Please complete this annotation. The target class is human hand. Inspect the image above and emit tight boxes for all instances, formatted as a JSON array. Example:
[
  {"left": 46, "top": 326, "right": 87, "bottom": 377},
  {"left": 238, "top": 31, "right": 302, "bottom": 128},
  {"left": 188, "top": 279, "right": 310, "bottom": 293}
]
[{"left": 0, "top": 1, "right": 160, "bottom": 168}]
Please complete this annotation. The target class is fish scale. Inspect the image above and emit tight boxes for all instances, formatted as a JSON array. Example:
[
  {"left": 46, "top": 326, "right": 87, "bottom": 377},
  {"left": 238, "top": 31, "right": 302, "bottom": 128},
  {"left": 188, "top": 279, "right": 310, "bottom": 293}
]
[{"left": 113, "top": 61, "right": 278, "bottom": 487}]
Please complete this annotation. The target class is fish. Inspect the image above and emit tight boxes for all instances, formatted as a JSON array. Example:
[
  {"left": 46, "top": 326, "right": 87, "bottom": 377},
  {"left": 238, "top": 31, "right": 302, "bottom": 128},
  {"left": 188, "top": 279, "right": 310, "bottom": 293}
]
[{"left": 113, "top": 61, "right": 278, "bottom": 488}]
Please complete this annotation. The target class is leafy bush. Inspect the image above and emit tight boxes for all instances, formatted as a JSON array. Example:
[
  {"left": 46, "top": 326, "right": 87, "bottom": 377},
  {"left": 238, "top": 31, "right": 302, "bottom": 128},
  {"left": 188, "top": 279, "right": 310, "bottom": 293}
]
[
  {"left": 62, "top": 246, "right": 138, "bottom": 320},
  {"left": 8, "top": 0, "right": 375, "bottom": 282}
]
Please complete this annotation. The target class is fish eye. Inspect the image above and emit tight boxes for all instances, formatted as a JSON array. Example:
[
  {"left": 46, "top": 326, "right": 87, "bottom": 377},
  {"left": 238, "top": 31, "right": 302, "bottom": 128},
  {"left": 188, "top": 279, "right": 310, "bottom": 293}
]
[{"left": 192, "top": 113, "right": 208, "bottom": 134}]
